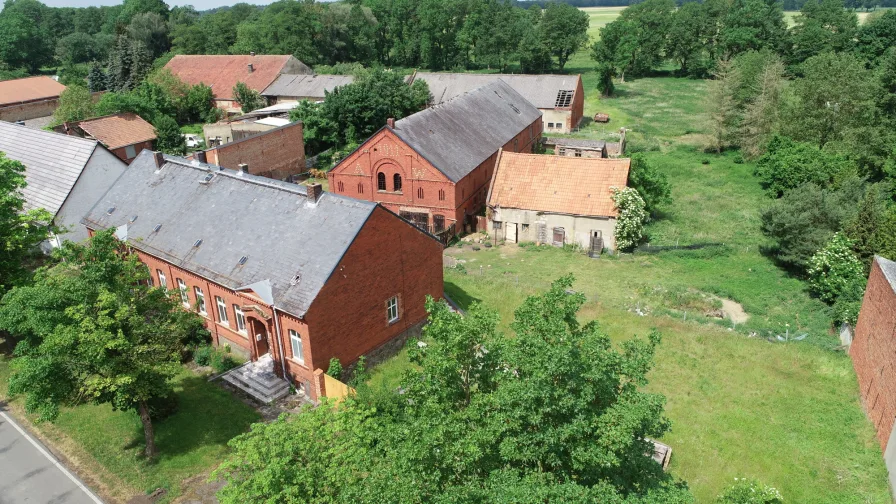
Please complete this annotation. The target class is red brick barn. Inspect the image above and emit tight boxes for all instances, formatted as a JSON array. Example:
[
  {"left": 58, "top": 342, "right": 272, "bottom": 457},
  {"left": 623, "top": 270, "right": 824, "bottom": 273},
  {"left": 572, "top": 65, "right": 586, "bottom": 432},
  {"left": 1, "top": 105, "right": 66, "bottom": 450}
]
[
  {"left": 82, "top": 151, "right": 444, "bottom": 403},
  {"left": 328, "top": 80, "right": 542, "bottom": 236},
  {"left": 850, "top": 255, "right": 896, "bottom": 493}
]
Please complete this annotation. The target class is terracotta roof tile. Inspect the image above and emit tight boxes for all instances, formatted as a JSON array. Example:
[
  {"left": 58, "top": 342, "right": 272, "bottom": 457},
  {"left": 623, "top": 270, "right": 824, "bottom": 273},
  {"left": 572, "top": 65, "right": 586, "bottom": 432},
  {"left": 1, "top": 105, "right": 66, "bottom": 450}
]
[
  {"left": 488, "top": 152, "right": 631, "bottom": 218},
  {"left": 0, "top": 76, "right": 66, "bottom": 106},
  {"left": 78, "top": 113, "right": 156, "bottom": 150},
  {"left": 164, "top": 55, "right": 300, "bottom": 101}
]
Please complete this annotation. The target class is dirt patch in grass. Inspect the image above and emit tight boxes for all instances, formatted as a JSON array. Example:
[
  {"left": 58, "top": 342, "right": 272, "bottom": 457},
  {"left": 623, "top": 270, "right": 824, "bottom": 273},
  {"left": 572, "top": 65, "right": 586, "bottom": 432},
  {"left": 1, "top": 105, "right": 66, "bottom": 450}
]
[{"left": 720, "top": 298, "right": 749, "bottom": 324}]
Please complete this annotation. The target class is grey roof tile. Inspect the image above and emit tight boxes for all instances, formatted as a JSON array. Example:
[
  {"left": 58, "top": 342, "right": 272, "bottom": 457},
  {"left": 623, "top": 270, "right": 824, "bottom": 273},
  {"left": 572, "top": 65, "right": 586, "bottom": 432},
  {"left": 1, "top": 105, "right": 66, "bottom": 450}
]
[
  {"left": 410, "top": 72, "right": 581, "bottom": 109},
  {"left": 261, "top": 74, "right": 354, "bottom": 98},
  {"left": 391, "top": 80, "right": 540, "bottom": 183},
  {"left": 0, "top": 121, "right": 98, "bottom": 216},
  {"left": 82, "top": 151, "right": 377, "bottom": 317}
]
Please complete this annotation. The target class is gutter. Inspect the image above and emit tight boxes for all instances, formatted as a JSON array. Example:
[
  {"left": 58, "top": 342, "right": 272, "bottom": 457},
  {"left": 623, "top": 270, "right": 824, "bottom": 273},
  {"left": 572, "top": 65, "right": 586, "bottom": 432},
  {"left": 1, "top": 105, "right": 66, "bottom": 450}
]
[{"left": 271, "top": 305, "right": 289, "bottom": 380}]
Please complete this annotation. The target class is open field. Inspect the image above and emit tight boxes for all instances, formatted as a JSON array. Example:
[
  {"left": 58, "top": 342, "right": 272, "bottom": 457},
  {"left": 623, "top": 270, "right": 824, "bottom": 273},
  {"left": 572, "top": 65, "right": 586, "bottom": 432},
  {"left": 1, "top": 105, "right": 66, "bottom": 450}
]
[{"left": 0, "top": 346, "right": 260, "bottom": 503}]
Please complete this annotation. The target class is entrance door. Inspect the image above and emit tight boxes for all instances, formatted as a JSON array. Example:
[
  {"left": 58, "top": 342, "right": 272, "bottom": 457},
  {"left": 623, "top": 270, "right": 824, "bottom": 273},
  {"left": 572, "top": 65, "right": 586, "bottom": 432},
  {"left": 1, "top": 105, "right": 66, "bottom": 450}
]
[
  {"left": 506, "top": 223, "right": 518, "bottom": 243},
  {"left": 250, "top": 319, "right": 269, "bottom": 357},
  {"left": 589, "top": 230, "right": 603, "bottom": 258}
]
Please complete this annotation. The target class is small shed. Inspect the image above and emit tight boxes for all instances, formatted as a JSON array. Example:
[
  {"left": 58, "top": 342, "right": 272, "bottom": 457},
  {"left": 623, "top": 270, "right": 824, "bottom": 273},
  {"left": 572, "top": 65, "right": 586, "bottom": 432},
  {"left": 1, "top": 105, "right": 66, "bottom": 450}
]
[{"left": 543, "top": 137, "right": 608, "bottom": 158}]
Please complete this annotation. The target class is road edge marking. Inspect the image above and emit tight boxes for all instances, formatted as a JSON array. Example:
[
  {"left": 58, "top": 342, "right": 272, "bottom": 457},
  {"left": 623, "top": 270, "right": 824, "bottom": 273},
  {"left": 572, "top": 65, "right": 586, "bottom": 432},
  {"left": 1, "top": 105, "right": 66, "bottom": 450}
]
[{"left": 0, "top": 409, "right": 104, "bottom": 504}]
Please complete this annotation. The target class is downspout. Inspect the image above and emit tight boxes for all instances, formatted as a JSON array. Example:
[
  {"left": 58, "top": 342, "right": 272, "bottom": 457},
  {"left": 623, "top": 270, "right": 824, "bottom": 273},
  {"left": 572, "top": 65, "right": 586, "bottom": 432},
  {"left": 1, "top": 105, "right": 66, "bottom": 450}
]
[{"left": 271, "top": 305, "right": 288, "bottom": 381}]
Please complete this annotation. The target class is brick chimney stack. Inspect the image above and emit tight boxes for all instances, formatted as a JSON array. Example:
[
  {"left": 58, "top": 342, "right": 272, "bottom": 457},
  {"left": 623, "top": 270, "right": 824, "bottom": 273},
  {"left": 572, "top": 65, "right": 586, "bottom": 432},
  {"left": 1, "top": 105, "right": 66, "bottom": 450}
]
[
  {"left": 386, "top": 117, "right": 395, "bottom": 129},
  {"left": 238, "top": 163, "right": 249, "bottom": 173},
  {"left": 307, "top": 183, "right": 322, "bottom": 203},
  {"left": 247, "top": 63, "right": 254, "bottom": 73},
  {"left": 153, "top": 151, "right": 164, "bottom": 168},
  {"left": 195, "top": 151, "right": 207, "bottom": 163}
]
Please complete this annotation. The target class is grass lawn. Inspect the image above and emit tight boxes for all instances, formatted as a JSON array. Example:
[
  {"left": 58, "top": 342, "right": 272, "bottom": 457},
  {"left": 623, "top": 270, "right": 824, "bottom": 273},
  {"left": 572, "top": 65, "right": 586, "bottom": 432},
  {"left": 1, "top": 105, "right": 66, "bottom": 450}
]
[{"left": 0, "top": 343, "right": 260, "bottom": 503}]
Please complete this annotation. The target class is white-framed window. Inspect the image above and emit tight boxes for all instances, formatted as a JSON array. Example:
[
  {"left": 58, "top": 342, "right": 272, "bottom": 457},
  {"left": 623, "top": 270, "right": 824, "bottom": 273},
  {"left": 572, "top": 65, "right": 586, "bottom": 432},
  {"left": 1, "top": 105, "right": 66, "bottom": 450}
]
[
  {"left": 177, "top": 279, "right": 189, "bottom": 306},
  {"left": 157, "top": 269, "right": 167, "bottom": 289},
  {"left": 194, "top": 287, "right": 206, "bottom": 314},
  {"left": 233, "top": 304, "right": 246, "bottom": 333},
  {"left": 386, "top": 296, "right": 399, "bottom": 323},
  {"left": 216, "top": 296, "right": 229, "bottom": 324},
  {"left": 289, "top": 329, "right": 304, "bottom": 363}
]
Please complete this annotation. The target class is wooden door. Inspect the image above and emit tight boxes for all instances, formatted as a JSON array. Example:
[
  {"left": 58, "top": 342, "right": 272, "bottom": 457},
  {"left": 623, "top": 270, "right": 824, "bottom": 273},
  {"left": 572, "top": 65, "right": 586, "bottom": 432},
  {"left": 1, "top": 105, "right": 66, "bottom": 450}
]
[{"left": 506, "top": 223, "right": 518, "bottom": 243}]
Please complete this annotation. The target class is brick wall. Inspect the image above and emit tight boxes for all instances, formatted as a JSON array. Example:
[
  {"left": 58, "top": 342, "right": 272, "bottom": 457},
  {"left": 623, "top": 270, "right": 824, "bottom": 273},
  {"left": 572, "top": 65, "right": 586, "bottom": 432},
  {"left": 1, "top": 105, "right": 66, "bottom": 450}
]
[
  {"left": 304, "top": 206, "right": 444, "bottom": 375},
  {"left": 329, "top": 118, "right": 542, "bottom": 230},
  {"left": 111, "top": 140, "right": 155, "bottom": 164},
  {"left": 206, "top": 121, "right": 305, "bottom": 180},
  {"left": 851, "top": 259, "right": 896, "bottom": 450},
  {"left": 569, "top": 76, "right": 585, "bottom": 131}
]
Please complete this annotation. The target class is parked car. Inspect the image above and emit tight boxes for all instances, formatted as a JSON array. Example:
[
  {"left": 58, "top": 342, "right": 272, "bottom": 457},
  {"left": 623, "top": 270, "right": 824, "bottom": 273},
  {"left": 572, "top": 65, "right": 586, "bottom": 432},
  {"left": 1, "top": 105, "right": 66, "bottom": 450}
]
[{"left": 183, "top": 134, "right": 202, "bottom": 149}]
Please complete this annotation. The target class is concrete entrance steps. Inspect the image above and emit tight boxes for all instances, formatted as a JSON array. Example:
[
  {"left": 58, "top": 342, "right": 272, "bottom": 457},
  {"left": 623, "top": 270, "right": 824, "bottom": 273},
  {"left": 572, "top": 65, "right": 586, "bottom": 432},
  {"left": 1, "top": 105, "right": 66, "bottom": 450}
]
[{"left": 221, "top": 354, "right": 290, "bottom": 404}]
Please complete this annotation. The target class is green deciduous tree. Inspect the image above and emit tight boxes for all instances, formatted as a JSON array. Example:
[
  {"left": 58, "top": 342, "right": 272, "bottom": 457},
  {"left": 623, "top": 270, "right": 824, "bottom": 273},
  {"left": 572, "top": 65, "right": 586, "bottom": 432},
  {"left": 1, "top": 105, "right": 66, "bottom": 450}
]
[
  {"left": 755, "top": 136, "right": 857, "bottom": 197},
  {"left": 720, "top": 0, "right": 788, "bottom": 59},
  {"left": 592, "top": 0, "right": 674, "bottom": 81},
  {"left": 0, "top": 230, "right": 206, "bottom": 458},
  {"left": 152, "top": 114, "right": 186, "bottom": 155},
  {"left": 214, "top": 277, "right": 692, "bottom": 503},
  {"left": 628, "top": 153, "right": 671, "bottom": 214},
  {"left": 806, "top": 233, "right": 866, "bottom": 323},
  {"left": 0, "top": 153, "right": 54, "bottom": 294},
  {"left": 233, "top": 82, "right": 266, "bottom": 114},
  {"left": 539, "top": 1, "right": 589, "bottom": 71},
  {"left": 0, "top": 0, "right": 53, "bottom": 73},
  {"left": 53, "top": 85, "right": 96, "bottom": 125},
  {"left": 787, "top": 0, "right": 857, "bottom": 67},
  {"left": 855, "top": 10, "right": 896, "bottom": 64}
]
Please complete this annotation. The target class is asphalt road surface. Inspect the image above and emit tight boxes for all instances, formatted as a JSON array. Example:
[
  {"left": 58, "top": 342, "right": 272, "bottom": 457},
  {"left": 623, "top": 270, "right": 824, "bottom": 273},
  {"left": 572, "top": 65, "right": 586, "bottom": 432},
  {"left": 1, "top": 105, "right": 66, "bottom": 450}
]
[{"left": 0, "top": 407, "right": 102, "bottom": 504}]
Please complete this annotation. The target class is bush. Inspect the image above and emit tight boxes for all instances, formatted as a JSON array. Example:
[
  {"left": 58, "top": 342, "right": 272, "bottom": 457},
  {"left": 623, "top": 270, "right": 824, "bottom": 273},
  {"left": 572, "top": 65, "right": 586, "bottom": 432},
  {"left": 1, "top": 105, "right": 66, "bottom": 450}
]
[
  {"left": 755, "top": 136, "right": 856, "bottom": 198},
  {"left": 210, "top": 350, "right": 239, "bottom": 373},
  {"left": 327, "top": 357, "right": 343, "bottom": 379},
  {"left": 628, "top": 153, "right": 671, "bottom": 214},
  {"left": 807, "top": 233, "right": 866, "bottom": 304},
  {"left": 716, "top": 478, "right": 783, "bottom": 504},
  {"left": 195, "top": 345, "right": 213, "bottom": 366},
  {"left": 611, "top": 187, "right": 649, "bottom": 251}
]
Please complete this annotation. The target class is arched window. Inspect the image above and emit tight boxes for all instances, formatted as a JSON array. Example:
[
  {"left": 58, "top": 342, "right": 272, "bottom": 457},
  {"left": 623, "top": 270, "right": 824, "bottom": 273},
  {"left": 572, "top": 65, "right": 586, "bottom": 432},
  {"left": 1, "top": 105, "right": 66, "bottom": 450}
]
[
  {"left": 393, "top": 173, "right": 402, "bottom": 192},
  {"left": 377, "top": 172, "right": 386, "bottom": 191},
  {"left": 337, "top": 181, "right": 344, "bottom": 192},
  {"left": 417, "top": 187, "right": 424, "bottom": 199}
]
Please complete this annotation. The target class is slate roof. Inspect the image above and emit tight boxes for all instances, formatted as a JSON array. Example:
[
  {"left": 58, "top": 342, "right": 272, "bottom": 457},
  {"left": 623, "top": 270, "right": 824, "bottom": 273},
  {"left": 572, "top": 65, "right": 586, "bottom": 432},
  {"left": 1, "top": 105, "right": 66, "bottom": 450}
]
[
  {"left": 81, "top": 151, "right": 379, "bottom": 317},
  {"left": 164, "top": 55, "right": 300, "bottom": 101},
  {"left": 875, "top": 256, "right": 896, "bottom": 294},
  {"left": 545, "top": 137, "right": 607, "bottom": 150},
  {"left": 262, "top": 74, "right": 354, "bottom": 99},
  {"left": 409, "top": 72, "right": 581, "bottom": 109},
  {"left": 78, "top": 113, "right": 156, "bottom": 149},
  {"left": 0, "top": 121, "right": 99, "bottom": 216},
  {"left": 488, "top": 151, "right": 631, "bottom": 218},
  {"left": 390, "top": 80, "right": 541, "bottom": 183},
  {"left": 0, "top": 76, "right": 66, "bottom": 106}
]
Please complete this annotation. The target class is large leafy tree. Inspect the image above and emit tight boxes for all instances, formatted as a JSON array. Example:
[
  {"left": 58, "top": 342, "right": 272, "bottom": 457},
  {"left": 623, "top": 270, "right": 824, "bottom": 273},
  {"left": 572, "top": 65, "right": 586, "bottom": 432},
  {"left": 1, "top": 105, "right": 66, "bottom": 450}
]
[
  {"left": 855, "top": 10, "right": 896, "bottom": 64},
  {"left": 0, "top": 230, "right": 207, "bottom": 458},
  {"left": 215, "top": 277, "right": 692, "bottom": 503},
  {"left": 539, "top": 1, "right": 589, "bottom": 71},
  {"left": 787, "top": 0, "right": 857, "bottom": 67},
  {"left": 232, "top": 82, "right": 266, "bottom": 114},
  {"left": 592, "top": 0, "right": 674, "bottom": 81},
  {"left": 755, "top": 135, "right": 856, "bottom": 197},
  {"left": 0, "top": 154, "right": 54, "bottom": 294},
  {"left": 719, "top": 0, "right": 788, "bottom": 59},
  {"left": 0, "top": 0, "right": 53, "bottom": 72},
  {"left": 628, "top": 153, "right": 671, "bottom": 215},
  {"left": 52, "top": 85, "right": 97, "bottom": 125}
]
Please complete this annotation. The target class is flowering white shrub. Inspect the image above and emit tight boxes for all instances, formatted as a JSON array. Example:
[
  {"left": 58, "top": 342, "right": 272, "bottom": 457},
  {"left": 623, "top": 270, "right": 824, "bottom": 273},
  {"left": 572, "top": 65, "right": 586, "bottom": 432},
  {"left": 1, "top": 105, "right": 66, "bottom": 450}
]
[
  {"left": 806, "top": 233, "right": 865, "bottom": 304},
  {"left": 611, "top": 187, "right": 648, "bottom": 251},
  {"left": 716, "top": 478, "right": 783, "bottom": 504}
]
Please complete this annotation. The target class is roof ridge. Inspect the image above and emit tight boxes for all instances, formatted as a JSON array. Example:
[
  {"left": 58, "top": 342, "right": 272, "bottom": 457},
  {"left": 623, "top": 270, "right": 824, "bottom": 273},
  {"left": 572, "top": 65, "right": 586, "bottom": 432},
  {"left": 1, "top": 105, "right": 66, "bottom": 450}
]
[{"left": 0, "top": 120, "right": 100, "bottom": 147}]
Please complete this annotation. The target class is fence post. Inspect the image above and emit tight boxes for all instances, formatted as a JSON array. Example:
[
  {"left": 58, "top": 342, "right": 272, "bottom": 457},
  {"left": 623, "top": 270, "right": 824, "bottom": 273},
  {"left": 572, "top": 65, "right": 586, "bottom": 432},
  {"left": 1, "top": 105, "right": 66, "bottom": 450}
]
[{"left": 313, "top": 368, "right": 327, "bottom": 401}]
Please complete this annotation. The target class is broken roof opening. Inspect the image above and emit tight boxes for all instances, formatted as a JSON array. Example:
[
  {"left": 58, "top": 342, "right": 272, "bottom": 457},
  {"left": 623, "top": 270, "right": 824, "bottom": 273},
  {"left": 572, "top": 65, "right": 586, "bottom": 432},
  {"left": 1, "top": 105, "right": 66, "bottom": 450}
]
[{"left": 555, "top": 90, "right": 573, "bottom": 108}]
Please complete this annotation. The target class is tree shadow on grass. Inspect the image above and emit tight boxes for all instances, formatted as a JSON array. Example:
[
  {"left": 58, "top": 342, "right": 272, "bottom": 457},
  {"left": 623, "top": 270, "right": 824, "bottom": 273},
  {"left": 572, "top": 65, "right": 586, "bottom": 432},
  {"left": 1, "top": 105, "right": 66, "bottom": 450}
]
[
  {"left": 444, "top": 281, "right": 480, "bottom": 312},
  {"left": 140, "top": 374, "right": 261, "bottom": 460}
]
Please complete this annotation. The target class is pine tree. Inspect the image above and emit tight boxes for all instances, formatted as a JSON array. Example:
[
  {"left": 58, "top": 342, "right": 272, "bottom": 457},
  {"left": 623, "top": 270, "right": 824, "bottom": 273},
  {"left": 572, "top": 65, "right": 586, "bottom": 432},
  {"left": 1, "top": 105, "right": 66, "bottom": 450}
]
[
  {"left": 705, "top": 60, "right": 741, "bottom": 153},
  {"left": 87, "top": 62, "right": 108, "bottom": 92}
]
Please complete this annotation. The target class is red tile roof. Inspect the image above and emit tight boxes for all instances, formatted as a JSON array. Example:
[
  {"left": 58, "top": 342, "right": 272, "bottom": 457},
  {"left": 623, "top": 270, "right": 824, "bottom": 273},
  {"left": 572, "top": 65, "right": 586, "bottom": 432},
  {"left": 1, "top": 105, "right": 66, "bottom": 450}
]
[
  {"left": 488, "top": 151, "right": 631, "bottom": 218},
  {"left": 78, "top": 113, "right": 156, "bottom": 149},
  {"left": 163, "top": 55, "right": 295, "bottom": 101},
  {"left": 0, "top": 76, "right": 66, "bottom": 106}
]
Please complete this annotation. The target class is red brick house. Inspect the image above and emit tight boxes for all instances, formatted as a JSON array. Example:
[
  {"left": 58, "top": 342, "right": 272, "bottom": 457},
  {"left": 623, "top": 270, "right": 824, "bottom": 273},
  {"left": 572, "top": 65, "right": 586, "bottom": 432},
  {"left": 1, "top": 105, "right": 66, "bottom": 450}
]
[
  {"left": 197, "top": 120, "right": 305, "bottom": 181},
  {"left": 850, "top": 255, "right": 896, "bottom": 491},
  {"left": 82, "top": 150, "right": 443, "bottom": 402},
  {"left": 62, "top": 113, "right": 157, "bottom": 164},
  {"left": 328, "top": 80, "right": 542, "bottom": 235}
]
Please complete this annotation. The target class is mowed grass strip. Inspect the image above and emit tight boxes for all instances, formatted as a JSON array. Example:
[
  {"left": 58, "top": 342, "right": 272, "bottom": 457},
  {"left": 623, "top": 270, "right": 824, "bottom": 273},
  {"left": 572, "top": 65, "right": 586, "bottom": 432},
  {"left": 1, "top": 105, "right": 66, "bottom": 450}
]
[{"left": 0, "top": 348, "right": 260, "bottom": 503}]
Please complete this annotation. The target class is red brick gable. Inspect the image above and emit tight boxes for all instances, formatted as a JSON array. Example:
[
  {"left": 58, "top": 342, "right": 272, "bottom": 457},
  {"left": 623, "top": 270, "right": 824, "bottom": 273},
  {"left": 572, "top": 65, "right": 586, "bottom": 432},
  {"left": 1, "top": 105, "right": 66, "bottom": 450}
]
[{"left": 329, "top": 127, "right": 449, "bottom": 183}]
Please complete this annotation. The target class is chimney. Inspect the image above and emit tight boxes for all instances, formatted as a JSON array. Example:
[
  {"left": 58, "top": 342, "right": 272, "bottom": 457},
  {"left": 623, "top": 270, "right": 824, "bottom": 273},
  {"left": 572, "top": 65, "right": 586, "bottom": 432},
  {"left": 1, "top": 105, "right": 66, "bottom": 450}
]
[
  {"left": 247, "top": 63, "right": 254, "bottom": 73},
  {"left": 195, "top": 150, "right": 207, "bottom": 163},
  {"left": 307, "top": 183, "right": 322, "bottom": 203},
  {"left": 238, "top": 163, "right": 249, "bottom": 173},
  {"left": 153, "top": 151, "right": 164, "bottom": 168},
  {"left": 250, "top": 51, "right": 255, "bottom": 57},
  {"left": 386, "top": 117, "right": 395, "bottom": 129}
]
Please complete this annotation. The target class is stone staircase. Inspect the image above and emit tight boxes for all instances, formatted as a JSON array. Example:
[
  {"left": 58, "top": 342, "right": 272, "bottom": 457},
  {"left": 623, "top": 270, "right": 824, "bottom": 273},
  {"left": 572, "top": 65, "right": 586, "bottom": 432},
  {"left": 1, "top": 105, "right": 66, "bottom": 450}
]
[{"left": 221, "top": 354, "right": 290, "bottom": 404}]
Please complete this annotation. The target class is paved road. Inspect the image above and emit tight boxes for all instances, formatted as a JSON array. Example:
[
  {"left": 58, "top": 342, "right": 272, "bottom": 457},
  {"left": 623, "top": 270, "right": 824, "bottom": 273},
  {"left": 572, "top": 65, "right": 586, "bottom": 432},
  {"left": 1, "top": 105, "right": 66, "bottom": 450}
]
[{"left": 0, "top": 406, "right": 102, "bottom": 504}]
